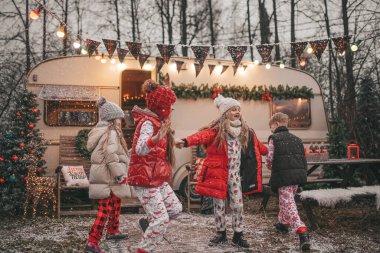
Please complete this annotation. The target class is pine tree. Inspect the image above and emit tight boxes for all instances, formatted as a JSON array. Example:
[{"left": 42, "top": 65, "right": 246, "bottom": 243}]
[{"left": 0, "top": 90, "right": 47, "bottom": 214}]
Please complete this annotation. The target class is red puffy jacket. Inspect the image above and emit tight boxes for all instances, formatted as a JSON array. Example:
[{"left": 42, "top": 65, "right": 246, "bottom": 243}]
[
  {"left": 127, "top": 107, "right": 172, "bottom": 188},
  {"left": 185, "top": 128, "right": 268, "bottom": 199}
]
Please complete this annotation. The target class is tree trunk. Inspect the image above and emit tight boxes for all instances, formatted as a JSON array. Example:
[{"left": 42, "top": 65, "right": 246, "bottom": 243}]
[
  {"left": 247, "top": 0, "right": 253, "bottom": 61},
  {"left": 63, "top": 0, "right": 69, "bottom": 56},
  {"left": 258, "top": 0, "right": 271, "bottom": 44},
  {"left": 42, "top": 0, "right": 47, "bottom": 60},
  {"left": 25, "top": 0, "right": 30, "bottom": 73},
  {"left": 208, "top": 0, "right": 216, "bottom": 57},
  {"left": 273, "top": 0, "right": 280, "bottom": 61},
  {"left": 180, "top": 0, "right": 188, "bottom": 56},
  {"left": 290, "top": 0, "right": 296, "bottom": 67},
  {"left": 131, "top": 0, "right": 136, "bottom": 41},
  {"left": 114, "top": 0, "right": 121, "bottom": 41}
]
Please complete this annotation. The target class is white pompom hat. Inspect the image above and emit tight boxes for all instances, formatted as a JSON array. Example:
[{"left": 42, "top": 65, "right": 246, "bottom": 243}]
[{"left": 214, "top": 94, "right": 241, "bottom": 115}]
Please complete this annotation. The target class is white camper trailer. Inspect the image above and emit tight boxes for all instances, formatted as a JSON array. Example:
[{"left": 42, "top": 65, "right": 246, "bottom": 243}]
[{"left": 26, "top": 55, "right": 328, "bottom": 198}]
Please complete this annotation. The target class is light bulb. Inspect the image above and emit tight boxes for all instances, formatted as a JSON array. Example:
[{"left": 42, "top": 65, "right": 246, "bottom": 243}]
[
  {"left": 56, "top": 25, "right": 65, "bottom": 38},
  {"left": 143, "top": 63, "right": 153, "bottom": 70},
  {"left": 299, "top": 59, "right": 306, "bottom": 67},
  {"left": 73, "top": 41, "right": 81, "bottom": 49},
  {"left": 280, "top": 63, "right": 285, "bottom": 69},
  {"left": 265, "top": 63, "right": 271, "bottom": 69},
  {"left": 254, "top": 59, "right": 259, "bottom": 65},
  {"left": 30, "top": 10, "right": 40, "bottom": 20},
  {"left": 307, "top": 47, "right": 313, "bottom": 54},
  {"left": 338, "top": 51, "right": 346, "bottom": 56},
  {"left": 351, "top": 44, "right": 358, "bottom": 52},
  {"left": 94, "top": 53, "right": 101, "bottom": 60},
  {"left": 81, "top": 48, "right": 88, "bottom": 55},
  {"left": 118, "top": 63, "right": 127, "bottom": 70},
  {"left": 110, "top": 58, "right": 116, "bottom": 64},
  {"left": 100, "top": 54, "right": 107, "bottom": 64},
  {"left": 170, "top": 62, "right": 177, "bottom": 71}
]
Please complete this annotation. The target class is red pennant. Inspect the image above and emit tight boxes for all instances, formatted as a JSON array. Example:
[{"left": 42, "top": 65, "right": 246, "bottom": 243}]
[
  {"left": 175, "top": 60, "right": 184, "bottom": 73},
  {"left": 117, "top": 48, "right": 128, "bottom": 63},
  {"left": 126, "top": 41, "right": 142, "bottom": 60},
  {"left": 155, "top": 57, "right": 165, "bottom": 72},
  {"left": 227, "top": 46, "right": 247, "bottom": 67},
  {"left": 191, "top": 46, "right": 210, "bottom": 66},
  {"left": 194, "top": 63, "right": 202, "bottom": 77},
  {"left": 208, "top": 64, "right": 216, "bottom": 75},
  {"left": 256, "top": 45, "right": 273, "bottom": 63},
  {"left": 309, "top": 39, "right": 328, "bottom": 61},
  {"left": 332, "top": 36, "right": 350, "bottom": 55},
  {"left": 157, "top": 44, "right": 175, "bottom": 64},
  {"left": 221, "top": 65, "right": 229, "bottom": 75},
  {"left": 291, "top": 42, "right": 308, "bottom": 59},
  {"left": 138, "top": 54, "right": 150, "bottom": 69},
  {"left": 85, "top": 39, "right": 101, "bottom": 57},
  {"left": 102, "top": 39, "right": 118, "bottom": 59}
]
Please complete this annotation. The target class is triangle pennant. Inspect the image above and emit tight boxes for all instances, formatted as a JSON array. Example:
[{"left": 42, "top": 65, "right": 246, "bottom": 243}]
[
  {"left": 126, "top": 41, "right": 142, "bottom": 60},
  {"left": 232, "top": 66, "right": 238, "bottom": 76},
  {"left": 156, "top": 57, "right": 165, "bottom": 72},
  {"left": 194, "top": 63, "right": 203, "bottom": 77},
  {"left": 191, "top": 46, "right": 210, "bottom": 66},
  {"left": 242, "top": 65, "right": 247, "bottom": 71},
  {"left": 175, "top": 60, "right": 184, "bottom": 73},
  {"left": 157, "top": 44, "right": 175, "bottom": 64},
  {"left": 102, "top": 39, "right": 118, "bottom": 59},
  {"left": 85, "top": 39, "right": 101, "bottom": 57},
  {"left": 256, "top": 45, "right": 273, "bottom": 63},
  {"left": 138, "top": 54, "right": 150, "bottom": 69},
  {"left": 221, "top": 65, "right": 229, "bottom": 75},
  {"left": 309, "top": 39, "right": 328, "bottom": 61},
  {"left": 332, "top": 36, "right": 351, "bottom": 55},
  {"left": 291, "top": 42, "right": 308, "bottom": 59},
  {"left": 208, "top": 64, "right": 216, "bottom": 75},
  {"left": 227, "top": 46, "right": 247, "bottom": 67},
  {"left": 117, "top": 48, "right": 128, "bottom": 63}
]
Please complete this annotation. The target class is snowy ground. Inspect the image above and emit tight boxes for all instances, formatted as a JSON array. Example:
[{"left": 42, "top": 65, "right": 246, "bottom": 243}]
[{"left": 1, "top": 197, "right": 379, "bottom": 253}]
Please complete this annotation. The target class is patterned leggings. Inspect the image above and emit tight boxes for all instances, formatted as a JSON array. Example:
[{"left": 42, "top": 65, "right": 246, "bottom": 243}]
[
  {"left": 278, "top": 185, "right": 306, "bottom": 233},
  {"left": 135, "top": 182, "right": 183, "bottom": 252},
  {"left": 88, "top": 192, "right": 122, "bottom": 244}
]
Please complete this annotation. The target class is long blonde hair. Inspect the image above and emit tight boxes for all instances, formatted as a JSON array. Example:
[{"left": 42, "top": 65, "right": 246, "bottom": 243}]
[
  {"left": 200, "top": 110, "right": 249, "bottom": 151},
  {"left": 103, "top": 119, "right": 129, "bottom": 154}
]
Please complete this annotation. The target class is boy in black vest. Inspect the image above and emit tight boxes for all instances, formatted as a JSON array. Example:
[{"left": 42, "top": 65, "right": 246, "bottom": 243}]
[{"left": 266, "top": 112, "right": 311, "bottom": 251}]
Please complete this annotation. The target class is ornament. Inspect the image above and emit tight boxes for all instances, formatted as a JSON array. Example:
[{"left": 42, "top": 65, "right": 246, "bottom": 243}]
[
  {"left": 12, "top": 155, "right": 19, "bottom": 161},
  {"left": 37, "top": 168, "right": 43, "bottom": 173},
  {"left": 31, "top": 108, "right": 39, "bottom": 113},
  {"left": 212, "top": 87, "right": 223, "bottom": 99},
  {"left": 16, "top": 112, "right": 21, "bottom": 116},
  {"left": 24, "top": 176, "right": 29, "bottom": 182},
  {"left": 8, "top": 174, "right": 16, "bottom": 183},
  {"left": 0, "top": 157, "right": 4, "bottom": 161},
  {"left": 0, "top": 178, "right": 5, "bottom": 184},
  {"left": 19, "top": 142, "right": 25, "bottom": 148},
  {"left": 28, "top": 123, "right": 34, "bottom": 129},
  {"left": 20, "top": 131, "right": 25, "bottom": 136}
]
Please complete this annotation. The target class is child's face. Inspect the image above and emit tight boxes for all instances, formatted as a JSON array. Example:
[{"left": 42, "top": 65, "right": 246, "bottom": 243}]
[
  {"left": 227, "top": 106, "right": 241, "bottom": 121},
  {"left": 269, "top": 122, "right": 279, "bottom": 133}
]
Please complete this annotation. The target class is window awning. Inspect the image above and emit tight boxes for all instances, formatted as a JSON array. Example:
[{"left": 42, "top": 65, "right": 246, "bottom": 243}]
[{"left": 38, "top": 85, "right": 99, "bottom": 101}]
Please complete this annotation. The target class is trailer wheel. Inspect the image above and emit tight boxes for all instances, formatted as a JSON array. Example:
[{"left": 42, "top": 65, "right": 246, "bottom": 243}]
[{"left": 179, "top": 177, "right": 201, "bottom": 202}]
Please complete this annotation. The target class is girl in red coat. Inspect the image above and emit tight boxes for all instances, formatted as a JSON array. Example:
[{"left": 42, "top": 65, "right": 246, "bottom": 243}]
[
  {"left": 176, "top": 95, "right": 267, "bottom": 248},
  {"left": 127, "top": 79, "right": 182, "bottom": 253}
]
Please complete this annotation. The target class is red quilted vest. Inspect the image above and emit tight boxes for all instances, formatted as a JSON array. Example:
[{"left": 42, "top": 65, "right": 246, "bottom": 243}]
[{"left": 127, "top": 107, "right": 172, "bottom": 188}]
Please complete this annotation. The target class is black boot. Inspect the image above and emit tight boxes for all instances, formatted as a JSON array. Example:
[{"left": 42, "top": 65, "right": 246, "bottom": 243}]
[
  {"left": 274, "top": 223, "right": 290, "bottom": 234},
  {"left": 208, "top": 230, "right": 227, "bottom": 246},
  {"left": 138, "top": 218, "right": 149, "bottom": 233},
  {"left": 299, "top": 232, "right": 311, "bottom": 251},
  {"left": 232, "top": 231, "right": 250, "bottom": 248}
]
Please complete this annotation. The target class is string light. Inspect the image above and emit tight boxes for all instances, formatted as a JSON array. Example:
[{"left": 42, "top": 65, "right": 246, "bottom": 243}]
[
  {"left": 110, "top": 58, "right": 116, "bottom": 64},
  {"left": 81, "top": 48, "right": 88, "bottom": 55},
  {"left": 73, "top": 41, "right": 81, "bottom": 49},
  {"left": 94, "top": 51, "right": 101, "bottom": 60},
  {"left": 338, "top": 51, "right": 346, "bottom": 56},
  {"left": 30, "top": 6, "right": 43, "bottom": 20},
  {"left": 306, "top": 47, "right": 313, "bottom": 54},
  {"left": 143, "top": 62, "right": 153, "bottom": 70},
  {"left": 170, "top": 62, "right": 177, "bottom": 71},
  {"left": 280, "top": 61, "right": 285, "bottom": 69},
  {"left": 265, "top": 63, "right": 271, "bottom": 69},
  {"left": 215, "top": 64, "right": 223, "bottom": 75},
  {"left": 351, "top": 44, "right": 358, "bottom": 52},
  {"left": 100, "top": 54, "right": 107, "bottom": 64},
  {"left": 299, "top": 59, "right": 306, "bottom": 67},
  {"left": 56, "top": 24, "right": 65, "bottom": 38},
  {"left": 117, "top": 63, "right": 127, "bottom": 70},
  {"left": 254, "top": 59, "right": 259, "bottom": 65}
]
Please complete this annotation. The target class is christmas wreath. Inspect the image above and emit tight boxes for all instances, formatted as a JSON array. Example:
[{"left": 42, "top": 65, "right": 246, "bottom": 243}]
[{"left": 75, "top": 129, "right": 91, "bottom": 160}]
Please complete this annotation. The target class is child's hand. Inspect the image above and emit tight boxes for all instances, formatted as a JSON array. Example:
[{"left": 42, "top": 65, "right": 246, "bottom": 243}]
[
  {"left": 152, "top": 120, "right": 171, "bottom": 143},
  {"left": 266, "top": 161, "right": 272, "bottom": 171}
]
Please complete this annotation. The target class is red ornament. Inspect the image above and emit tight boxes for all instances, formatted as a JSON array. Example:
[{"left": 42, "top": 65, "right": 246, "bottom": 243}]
[
  {"left": 12, "top": 155, "right": 19, "bottom": 161},
  {"left": 28, "top": 123, "right": 34, "bottom": 129},
  {"left": 31, "top": 108, "right": 39, "bottom": 113},
  {"left": 24, "top": 176, "right": 29, "bottom": 182},
  {"left": 20, "top": 131, "right": 25, "bottom": 136},
  {"left": 347, "top": 143, "right": 360, "bottom": 160},
  {"left": 37, "top": 167, "right": 43, "bottom": 173},
  {"left": 16, "top": 112, "right": 21, "bottom": 116},
  {"left": 266, "top": 91, "right": 272, "bottom": 101},
  {"left": 211, "top": 87, "right": 223, "bottom": 99},
  {"left": 0, "top": 178, "right": 5, "bottom": 184},
  {"left": 19, "top": 143, "right": 25, "bottom": 148},
  {"left": 0, "top": 157, "right": 4, "bottom": 162}
]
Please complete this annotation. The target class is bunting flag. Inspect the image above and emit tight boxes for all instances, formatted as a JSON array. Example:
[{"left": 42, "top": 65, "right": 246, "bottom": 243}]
[
  {"left": 102, "top": 39, "right": 118, "bottom": 59},
  {"left": 309, "top": 39, "right": 328, "bottom": 61},
  {"left": 332, "top": 36, "right": 351, "bottom": 55},
  {"left": 157, "top": 44, "right": 175, "bottom": 64},
  {"left": 191, "top": 46, "right": 210, "bottom": 66},
  {"left": 138, "top": 54, "right": 150, "bottom": 69},
  {"left": 291, "top": 42, "right": 308, "bottom": 59},
  {"left": 126, "top": 41, "right": 142, "bottom": 60},
  {"left": 208, "top": 64, "right": 216, "bottom": 75},
  {"left": 227, "top": 46, "right": 247, "bottom": 67},
  {"left": 175, "top": 60, "right": 184, "bottom": 73},
  {"left": 243, "top": 65, "right": 248, "bottom": 71},
  {"left": 155, "top": 57, "right": 165, "bottom": 72},
  {"left": 117, "top": 48, "right": 128, "bottom": 63},
  {"left": 85, "top": 39, "right": 101, "bottom": 57},
  {"left": 232, "top": 66, "right": 238, "bottom": 76},
  {"left": 256, "top": 44, "right": 273, "bottom": 63},
  {"left": 194, "top": 63, "right": 203, "bottom": 77},
  {"left": 221, "top": 65, "right": 229, "bottom": 75}
]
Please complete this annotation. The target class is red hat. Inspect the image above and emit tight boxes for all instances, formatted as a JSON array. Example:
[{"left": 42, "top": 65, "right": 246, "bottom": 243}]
[{"left": 144, "top": 80, "right": 177, "bottom": 119}]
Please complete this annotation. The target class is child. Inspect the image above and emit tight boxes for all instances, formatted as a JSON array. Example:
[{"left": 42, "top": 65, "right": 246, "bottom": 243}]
[
  {"left": 266, "top": 112, "right": 311, "bottom": 251},
  {"left": 176, "top": 95, "right": 267, "bottom": 248},
  {"left": 85, "top": 97, "right": 130, "bottom": 253},
  {"left": 127, "top": 79, "right": 182, "bottom": 253}
]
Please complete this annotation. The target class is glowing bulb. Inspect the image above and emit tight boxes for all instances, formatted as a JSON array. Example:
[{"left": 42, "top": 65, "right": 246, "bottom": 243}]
[
  {"left": 81, "top": 48, "right": 88, "bottom": 55},
  {"left": 338, "top": 51, "right": 346, "bottom": 56},
  {"left": 170, "top": 62, "right": 177, "bottom": 71},
  {"left": 307, "top": 47, "right": 313, "bottom": 54},
  {"left": 280, "top": 63, "right": 285, "bottom": 69},
  {"left": 143, "top": 63, "right": 153, "bottom": 70},
  {"left": 265, "top": 63, "right": 271, "bottom": 69},
  {"left": 30, "top": 10, "right": 40, "bottom": 20},
  {"left": 118, "top": 63, "right": 127, "bottom": 70},
  {"left": 94, "top": 53, "right": 101, "bottom": 60},
  {"left": 248, "top": 62, "right": 255, "bottom": 68},
  {"left": 351, "top": 44, "right": 358, "bottom": 52},
  {"left": 110, "top": 58, "right": 116, "bottom": 64},
  {"left": 299, "top": 59, "right": 306, "bottom": 67},
  {"left": 56, "top": 25, "right": 65, "bottom": 38},
  {"left": 100, "top": 54, "right": 107, "bottom": 64},
  {"left": 254, "top": 59, "right": 259, "bottom": 65},
  {"left": 73, "top": 41, "right": 81, "bottom": 49}
]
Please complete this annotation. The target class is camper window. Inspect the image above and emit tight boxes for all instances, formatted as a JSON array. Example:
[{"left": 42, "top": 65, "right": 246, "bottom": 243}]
[
  {"left": 44, "top": 100, "right": 98, "bottom": 126},
  {"left": 271, "top": 98, "right": 311, "bottom": 128}
]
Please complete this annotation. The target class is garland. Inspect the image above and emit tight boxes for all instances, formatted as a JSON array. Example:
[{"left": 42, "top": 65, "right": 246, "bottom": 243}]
[
  {"left": 75, "top": 129, "right": 91, "bottom": 160},
  {"left": 171, "top": 83, "right": 314, "bottom": 101}
]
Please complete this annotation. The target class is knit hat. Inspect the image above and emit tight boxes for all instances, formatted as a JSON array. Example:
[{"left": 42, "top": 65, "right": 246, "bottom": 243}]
[
  {"left": 214, "top": 94, "right": 241, "bottom": 115},
  {"left": 96, "top": 96, "right": 125, "bottom": 122},
  {"left": 143, "top": 79, "right": 177, "bottom": 119}
]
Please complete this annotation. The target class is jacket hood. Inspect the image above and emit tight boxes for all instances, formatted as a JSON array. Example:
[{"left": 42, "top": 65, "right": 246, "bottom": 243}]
[
  {"left": 132, "top": 106, "right": 160, "bottom": 125},
  {"left": 86, "top": 121, "right": 110, "bottom": 152}
]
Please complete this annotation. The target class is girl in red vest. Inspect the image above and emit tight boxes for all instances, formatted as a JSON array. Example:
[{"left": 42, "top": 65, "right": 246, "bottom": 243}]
[
  {"left": 176, "top": 95, "right": 267, "bottom": 249},
  {"left": 127, "top": 79, "right": 182, "bottom": 253}
]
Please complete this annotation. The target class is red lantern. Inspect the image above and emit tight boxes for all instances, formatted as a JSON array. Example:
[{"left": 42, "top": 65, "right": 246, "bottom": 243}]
[
  {"left": 12, "top": 155, "right": 19, "bottom": 161},
  {"left": 28, "top": 123, "right": 34, "bottom": 129},
  {"left": 0, "top": 178, "right": 5, "bottom": 184},
  {"left": 347, "top": 143, "right": 360, "bottom": 160},
  {"left": 19, "top": 143, "right": 25, "bottom": 148}
]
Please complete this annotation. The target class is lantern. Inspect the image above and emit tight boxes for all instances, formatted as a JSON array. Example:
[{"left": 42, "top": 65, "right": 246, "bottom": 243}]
[{"left": 347, "top": 143, "right": 360, "bottom": 160}]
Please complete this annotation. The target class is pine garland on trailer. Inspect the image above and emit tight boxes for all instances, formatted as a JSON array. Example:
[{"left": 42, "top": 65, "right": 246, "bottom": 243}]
[{"left": 75, "top": 129, "right": 91, "bottom": 160}]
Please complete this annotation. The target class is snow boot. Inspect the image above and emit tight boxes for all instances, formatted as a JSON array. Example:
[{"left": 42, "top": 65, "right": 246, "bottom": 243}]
[
  {"left": 232, "top": 231, "right": 250, "bottom": 248},
  {"left": 105, "top": 232, "right": 128, "bottom": 240},
  {"left": 208, "top": 230, "right": 227, "bottom": 246},
  {"left": 299, "top": 232, "right": 311, "bottom": 251},
  {"left": 274, "top": 223, "right": 290, "bottom": 234},
  {"left": 138, "top": 217, "right": 149, "bottom": 233},
  {"left": 84, "top": 242, "right": 105, "bottom": 253}
]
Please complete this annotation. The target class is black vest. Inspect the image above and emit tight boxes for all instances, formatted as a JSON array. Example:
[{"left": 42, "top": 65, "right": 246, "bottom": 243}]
[
  {"left": 269, "top": 126, "right": 307, "bottom": 192},
  {"left": 240, "top": 129, "right": 259, "bottom": 194}
]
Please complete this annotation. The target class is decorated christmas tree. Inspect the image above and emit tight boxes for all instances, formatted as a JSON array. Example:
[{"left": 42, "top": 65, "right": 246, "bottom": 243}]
[{"left": 0, "top": 90, "right": 47, "bottom": 214}]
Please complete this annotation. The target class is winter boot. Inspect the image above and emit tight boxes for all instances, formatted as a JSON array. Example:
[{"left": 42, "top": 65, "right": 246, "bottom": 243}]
[
  {"left": 232, "top": 231, "right": 250, "bottom": 248},
  {"left": 299, "top": 232, "right": 311, "bottom": 251},
  {"left": 208, "top": 230, "right": 227, "bottom": 246},
  {"left": 274, "top": 223, "right": 290, "bottom": 234},
  {"left": 138, "top": 217, "right": 149, "bottom": 233},
  {"left": 84, "top": 242, "right": 105, "bottom": 253},
  {"left": 105, "top": 232, "right": 128, "bottom": 240}
]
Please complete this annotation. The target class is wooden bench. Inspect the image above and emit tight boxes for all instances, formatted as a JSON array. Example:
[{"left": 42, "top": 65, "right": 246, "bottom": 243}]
[{"left": 56, "top": 135, "right": 141, "bottom": 218}]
